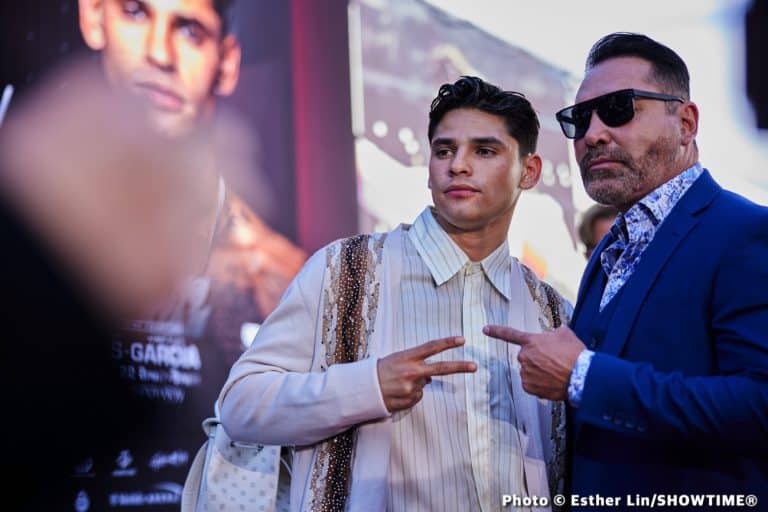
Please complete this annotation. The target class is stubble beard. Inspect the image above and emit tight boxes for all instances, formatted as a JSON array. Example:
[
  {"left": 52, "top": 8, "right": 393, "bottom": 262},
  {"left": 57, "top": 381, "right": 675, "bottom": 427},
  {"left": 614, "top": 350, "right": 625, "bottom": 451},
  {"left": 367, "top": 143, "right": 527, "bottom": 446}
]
[{"left": 579, "top": 135, "right": 678, "bottom": 209}]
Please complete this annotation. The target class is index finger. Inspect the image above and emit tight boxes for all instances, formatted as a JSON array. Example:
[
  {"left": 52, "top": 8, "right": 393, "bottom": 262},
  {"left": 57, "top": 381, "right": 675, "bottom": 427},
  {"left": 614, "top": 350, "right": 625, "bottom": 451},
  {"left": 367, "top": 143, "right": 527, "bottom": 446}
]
[
  {"left": 424, "top": 360, "right": 477, "bottom": 377},
  {"left": 405, "top": 336, "right": 465, "bottom": 360},
  {"left": 483, "top": 325, "right": 532, "bottom": 346}
]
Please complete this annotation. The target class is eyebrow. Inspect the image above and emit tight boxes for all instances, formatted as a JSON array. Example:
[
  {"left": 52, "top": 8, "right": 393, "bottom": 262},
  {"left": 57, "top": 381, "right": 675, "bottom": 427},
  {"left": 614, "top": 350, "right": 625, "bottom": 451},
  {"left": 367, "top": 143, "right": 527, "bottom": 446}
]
[
  {"left": 431, "top": 136, "right": 505, "bottom": 147},
  {"left": 470, "top": 136, "right": 505, "bottom": 146}
]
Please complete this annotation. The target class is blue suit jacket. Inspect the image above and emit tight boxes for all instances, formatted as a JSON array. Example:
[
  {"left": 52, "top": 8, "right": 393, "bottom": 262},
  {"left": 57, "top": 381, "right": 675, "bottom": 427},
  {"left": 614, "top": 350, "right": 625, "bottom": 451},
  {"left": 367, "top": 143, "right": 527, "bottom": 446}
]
[{"left": 569, "top": 170, "right": 768, "bottom": 506}]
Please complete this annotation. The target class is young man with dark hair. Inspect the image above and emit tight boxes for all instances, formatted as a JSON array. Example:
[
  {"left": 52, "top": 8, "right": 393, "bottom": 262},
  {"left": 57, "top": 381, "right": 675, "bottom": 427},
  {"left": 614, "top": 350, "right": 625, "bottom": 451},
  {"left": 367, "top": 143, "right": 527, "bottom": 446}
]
[
  {"left": 220, "top": 76, "right": 571, "bottom": 510},
  {"left": 487, "top": 32, "right": 768, "bottom": 506}
]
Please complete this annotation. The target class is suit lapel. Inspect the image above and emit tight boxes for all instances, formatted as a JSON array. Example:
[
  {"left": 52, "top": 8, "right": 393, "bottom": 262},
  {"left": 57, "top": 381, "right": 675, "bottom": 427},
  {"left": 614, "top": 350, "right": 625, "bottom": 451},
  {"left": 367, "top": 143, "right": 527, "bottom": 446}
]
[
  {"left": 598, "top": 171, "right": 721, "bottom": 356},
  {"left": 572, "top": 236, "right": 611, "bottom": 323}
]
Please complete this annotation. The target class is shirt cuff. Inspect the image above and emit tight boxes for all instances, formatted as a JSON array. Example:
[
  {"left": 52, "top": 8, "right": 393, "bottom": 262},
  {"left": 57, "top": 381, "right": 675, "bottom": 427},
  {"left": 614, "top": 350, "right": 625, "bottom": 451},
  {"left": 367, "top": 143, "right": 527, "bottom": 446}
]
[{"left": 567, "top": 349, "right": 595, "bottom": 408}]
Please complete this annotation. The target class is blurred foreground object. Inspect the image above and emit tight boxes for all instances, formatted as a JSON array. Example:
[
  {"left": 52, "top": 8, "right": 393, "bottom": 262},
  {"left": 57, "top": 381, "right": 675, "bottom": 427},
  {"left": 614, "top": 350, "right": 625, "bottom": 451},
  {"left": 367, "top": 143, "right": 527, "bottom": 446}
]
[
  {"left": 0, "top": 61, "right": 222, "bottom": 320},
  {"left": 0, "top": 60, "right": 244, "bottom": 510}
]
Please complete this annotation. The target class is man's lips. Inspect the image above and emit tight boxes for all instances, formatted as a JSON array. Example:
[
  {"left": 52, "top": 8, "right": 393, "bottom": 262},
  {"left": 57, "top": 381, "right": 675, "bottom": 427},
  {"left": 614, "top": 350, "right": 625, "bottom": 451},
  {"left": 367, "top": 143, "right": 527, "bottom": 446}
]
[
  {"left": 585, "top": 158, "right": 621, "bottom": 172},
  {"left": 444, "top": 185, "right": 479, "bottom": 198},
  {"left": 133, "top": 82, "right": 184, "bottom": 111}
]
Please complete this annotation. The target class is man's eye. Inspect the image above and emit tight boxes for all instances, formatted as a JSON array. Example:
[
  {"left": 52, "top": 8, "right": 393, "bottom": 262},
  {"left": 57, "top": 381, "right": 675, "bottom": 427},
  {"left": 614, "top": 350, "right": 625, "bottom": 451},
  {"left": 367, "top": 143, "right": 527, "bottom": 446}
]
[
  {"left": 434, "top": 148, "right": 454, "bottom": 158},
  {"left": 179, "top": 24, "right": 206, "bottom": 44},
  {"left": 122, "top": 0, "right": 147, "bottom": 20},
  {"left": 477, "top": 147, "right": 496, "bottom": 156}
]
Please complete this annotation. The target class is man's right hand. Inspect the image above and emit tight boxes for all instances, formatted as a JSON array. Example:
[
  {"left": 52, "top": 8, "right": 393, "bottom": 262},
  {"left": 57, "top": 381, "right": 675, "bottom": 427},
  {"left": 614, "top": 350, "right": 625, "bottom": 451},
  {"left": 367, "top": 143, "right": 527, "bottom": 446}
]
[{"left": 376, "top": 336, "right": 476, "bottom": 413}]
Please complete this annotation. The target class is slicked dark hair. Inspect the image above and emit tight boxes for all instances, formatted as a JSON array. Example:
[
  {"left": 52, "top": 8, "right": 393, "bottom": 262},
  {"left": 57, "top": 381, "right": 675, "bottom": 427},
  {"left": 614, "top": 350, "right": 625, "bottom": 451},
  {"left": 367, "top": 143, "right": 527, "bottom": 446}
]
[
  {"left": 428, "top": 76, "right": 540, "bottom": 156},
  {"left": 586, "top": 32, "right": 690, "bottom": 101}
]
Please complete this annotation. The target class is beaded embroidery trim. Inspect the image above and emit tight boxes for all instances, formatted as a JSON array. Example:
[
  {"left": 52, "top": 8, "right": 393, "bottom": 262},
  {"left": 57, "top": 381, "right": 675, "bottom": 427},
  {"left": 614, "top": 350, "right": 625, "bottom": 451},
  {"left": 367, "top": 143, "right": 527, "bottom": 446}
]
[
  {"left": 309, "top": 233, "right": 387, "bottom": 511},
  {"left": 519, "top": 263, "right": 570, "bottom": 499},
  {"left": 520, "top": 265, "right": 567, "bottom": 331}
]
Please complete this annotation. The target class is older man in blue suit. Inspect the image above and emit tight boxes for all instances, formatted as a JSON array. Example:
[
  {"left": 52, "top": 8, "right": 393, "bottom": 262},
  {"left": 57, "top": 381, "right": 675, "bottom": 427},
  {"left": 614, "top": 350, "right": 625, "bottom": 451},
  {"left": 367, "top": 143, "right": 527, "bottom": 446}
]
[{"left": 486, "top": 32, "right": 768, "bottom": 508}]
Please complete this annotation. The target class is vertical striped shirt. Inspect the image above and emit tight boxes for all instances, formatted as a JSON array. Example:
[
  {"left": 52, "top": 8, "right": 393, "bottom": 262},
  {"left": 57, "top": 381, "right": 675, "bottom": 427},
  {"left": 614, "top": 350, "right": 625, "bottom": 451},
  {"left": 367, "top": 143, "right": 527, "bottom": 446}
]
[{"left": 387, "top": 207, "right": 543, "bottom": 512}]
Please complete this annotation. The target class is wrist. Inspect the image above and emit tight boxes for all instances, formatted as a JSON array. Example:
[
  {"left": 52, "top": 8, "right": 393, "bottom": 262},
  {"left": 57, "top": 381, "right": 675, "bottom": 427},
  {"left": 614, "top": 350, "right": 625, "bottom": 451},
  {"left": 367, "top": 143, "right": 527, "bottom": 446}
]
[{"left": 567, "top": 349, "right": 595, "bottom": 408}]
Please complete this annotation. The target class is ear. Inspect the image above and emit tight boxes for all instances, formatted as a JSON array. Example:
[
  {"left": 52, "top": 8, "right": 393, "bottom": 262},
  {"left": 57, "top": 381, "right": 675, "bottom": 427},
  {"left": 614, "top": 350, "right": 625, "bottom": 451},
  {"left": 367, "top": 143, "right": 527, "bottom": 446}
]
[
  {"left": 214, "top": 35, "right": 241, "bottom": 97},
  {"left": 678, "top": 101, "right": 699, "bottom": 146},
  {"left": 518, "top": 153, "right": 542, "bottom": 190},
  {"left": 78, "top": 0, "right": 106, "bottom": 50}
]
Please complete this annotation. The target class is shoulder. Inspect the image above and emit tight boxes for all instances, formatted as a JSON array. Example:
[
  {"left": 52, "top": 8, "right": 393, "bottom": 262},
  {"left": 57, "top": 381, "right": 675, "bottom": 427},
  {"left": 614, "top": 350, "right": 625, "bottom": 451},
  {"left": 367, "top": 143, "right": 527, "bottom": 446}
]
[
  {"left": 216, "top": 192, "right": 307, "bottom": 271},
  {"left": 693, "top": 188, "right": 768, "bottom": 285},
  {"left": 320, "top": 227, "right": 402, "bottom": 263},
  {"left": 717, "top": 189, "right": 768, "bottom": 222},
  {"left": 300, "top": 228, "right": 398, "bottom": 279},
  {"left": 703, "top": 188, "right": 768, "bottom": 245}
]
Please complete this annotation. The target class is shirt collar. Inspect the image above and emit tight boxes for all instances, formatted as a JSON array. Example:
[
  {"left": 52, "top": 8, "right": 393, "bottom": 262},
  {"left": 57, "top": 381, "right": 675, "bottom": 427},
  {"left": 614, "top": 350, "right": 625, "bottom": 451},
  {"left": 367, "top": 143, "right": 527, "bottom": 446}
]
[
  {"left": 408, "top": 207, "right": 512, "bottom": 300},
  {"left": 481, "top": 241, "right": 513, "bottom": 301},
  {"left": 613, "top": 162, "right": 704, "bottom": 245}
]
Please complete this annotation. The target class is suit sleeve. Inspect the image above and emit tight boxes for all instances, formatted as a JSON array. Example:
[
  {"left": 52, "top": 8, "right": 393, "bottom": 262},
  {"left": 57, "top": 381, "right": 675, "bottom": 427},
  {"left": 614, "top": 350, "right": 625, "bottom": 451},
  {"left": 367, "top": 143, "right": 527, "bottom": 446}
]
[
  {"left": 575, "top": 214, "right": 768, "bottom": 443},
  {"left": 218, "top": 248, "right": 390, "bottom": 446}
]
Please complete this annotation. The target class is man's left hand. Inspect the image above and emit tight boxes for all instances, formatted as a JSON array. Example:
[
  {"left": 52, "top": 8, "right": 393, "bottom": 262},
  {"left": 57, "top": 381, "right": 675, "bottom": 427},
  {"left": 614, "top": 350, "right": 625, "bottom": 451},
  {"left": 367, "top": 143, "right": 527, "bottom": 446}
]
[{"left": 483, "top": 325, "right": 586, "bottom": 401}]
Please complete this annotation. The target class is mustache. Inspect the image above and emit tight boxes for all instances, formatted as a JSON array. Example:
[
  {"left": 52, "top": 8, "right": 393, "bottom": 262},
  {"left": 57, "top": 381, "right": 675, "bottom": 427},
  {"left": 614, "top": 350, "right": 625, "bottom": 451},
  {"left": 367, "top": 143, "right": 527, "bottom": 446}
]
[
  {"left": 129, "top": 71, "right": 185, "bottom": 97},
  {"left": 579, "top": 147, "right": 631, "bottom": 172}
]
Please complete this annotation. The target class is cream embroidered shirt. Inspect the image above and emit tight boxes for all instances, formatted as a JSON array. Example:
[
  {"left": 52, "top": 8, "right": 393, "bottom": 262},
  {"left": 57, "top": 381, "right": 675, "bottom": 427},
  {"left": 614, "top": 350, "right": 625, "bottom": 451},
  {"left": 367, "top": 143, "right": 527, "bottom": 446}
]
[{"left": 220, "top": 208, "right": 569, "bottom": 511}]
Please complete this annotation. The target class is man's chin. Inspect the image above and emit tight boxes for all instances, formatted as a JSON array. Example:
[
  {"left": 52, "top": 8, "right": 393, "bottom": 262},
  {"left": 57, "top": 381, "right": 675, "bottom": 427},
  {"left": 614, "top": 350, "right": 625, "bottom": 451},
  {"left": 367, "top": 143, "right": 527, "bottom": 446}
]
[
  {"left": 585, "top": 183, "right": 632, "bottom": 208},
  {"left": 434, "top": 209, "right": 490, "bottom": 233},
  {"left": 144, "top": 110, "right": 198, "bottom": 139}
]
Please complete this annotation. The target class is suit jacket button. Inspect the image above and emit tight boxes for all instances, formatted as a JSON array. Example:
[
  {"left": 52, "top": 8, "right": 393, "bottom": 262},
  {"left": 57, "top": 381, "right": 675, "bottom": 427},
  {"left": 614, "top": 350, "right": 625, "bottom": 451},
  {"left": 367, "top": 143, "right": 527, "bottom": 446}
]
[
  {"left": 602, "top": 413, "right": 612, "bottom": 421},
  {"left": 637, "top": 424, "right": 647, "bottom": 433}
]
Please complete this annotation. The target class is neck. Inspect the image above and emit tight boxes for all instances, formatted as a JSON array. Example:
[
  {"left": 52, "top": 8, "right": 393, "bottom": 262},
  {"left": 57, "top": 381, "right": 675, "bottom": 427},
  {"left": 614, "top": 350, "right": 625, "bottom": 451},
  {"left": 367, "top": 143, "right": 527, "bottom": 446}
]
[
  {"left": 617, "top": 150, "right": 699, "bottom": 213},
  {"left": 432, "top": 208, "right": 512, "bottom": 262}
]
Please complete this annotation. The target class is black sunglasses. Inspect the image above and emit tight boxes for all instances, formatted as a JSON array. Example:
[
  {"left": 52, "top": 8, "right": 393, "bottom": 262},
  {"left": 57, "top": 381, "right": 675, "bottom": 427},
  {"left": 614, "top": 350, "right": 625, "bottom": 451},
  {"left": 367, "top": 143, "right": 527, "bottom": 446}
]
[{"left": 555, "top": 88, "right": 684, "bottom": 139}]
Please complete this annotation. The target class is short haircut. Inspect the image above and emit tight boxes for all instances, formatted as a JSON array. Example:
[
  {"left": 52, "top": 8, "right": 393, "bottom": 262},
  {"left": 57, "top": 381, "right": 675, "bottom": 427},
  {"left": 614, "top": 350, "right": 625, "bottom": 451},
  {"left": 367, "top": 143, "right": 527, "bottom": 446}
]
[
  {"left": 214, "top": 0, "right": 236, "bottom": 36},
  {"left": 586, "top": 32, "right": 690, "bottom": 101},
  {"left": 428, "top": 76, "right": 540, "bottom": 156}
]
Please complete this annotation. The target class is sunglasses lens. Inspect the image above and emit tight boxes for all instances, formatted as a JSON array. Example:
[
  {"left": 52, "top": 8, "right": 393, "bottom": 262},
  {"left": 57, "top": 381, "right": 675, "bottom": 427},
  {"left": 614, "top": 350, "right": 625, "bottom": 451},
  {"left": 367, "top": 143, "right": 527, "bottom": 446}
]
[
  {"left": 556, "top": 90, "right": 639, "bottom": 139},
  {"left": 556, "top": 107, "right": 581, "bottom": 139},
  {"left": 571, "top": 106, "right": 593, "bottom": 138},
  {"left": 597, "top": 91, "right": 635, "bottom": 127}
]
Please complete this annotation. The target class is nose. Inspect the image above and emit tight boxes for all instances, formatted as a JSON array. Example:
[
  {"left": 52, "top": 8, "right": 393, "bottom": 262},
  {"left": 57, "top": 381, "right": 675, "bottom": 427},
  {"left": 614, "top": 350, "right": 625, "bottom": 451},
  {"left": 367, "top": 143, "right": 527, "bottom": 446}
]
[
  {"left": 449, "top": 147, "right": 472, "bottom": 176},
  {"left": 581, "top": 110, "right": 611, "bottom": 147},
  {"left": 146, "top": 22, "right": 175, "bottom": 71}
]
